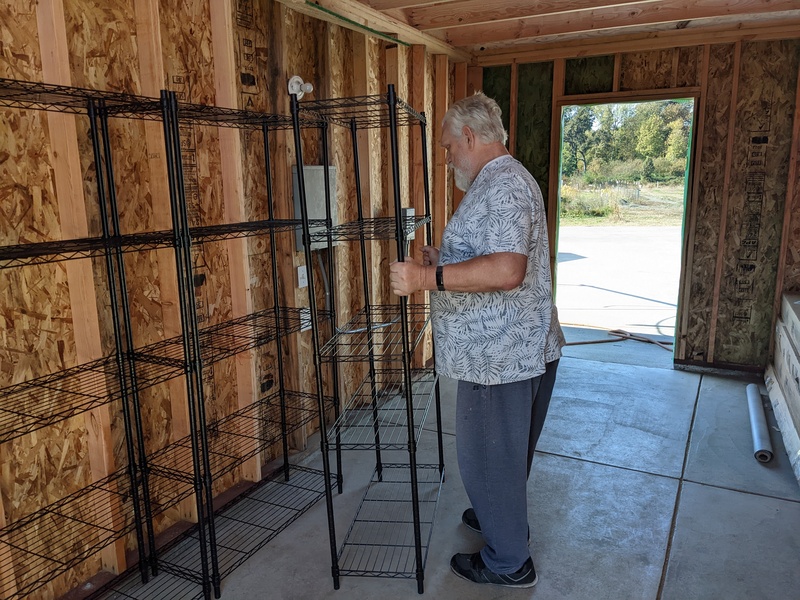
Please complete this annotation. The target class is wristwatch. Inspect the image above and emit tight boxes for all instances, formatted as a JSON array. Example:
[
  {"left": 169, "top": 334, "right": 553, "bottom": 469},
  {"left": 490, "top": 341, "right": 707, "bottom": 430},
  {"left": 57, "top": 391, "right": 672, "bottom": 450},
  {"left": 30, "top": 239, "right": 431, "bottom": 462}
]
[{"left": 435, "top": 265, "right": 445, "bottom": 291}]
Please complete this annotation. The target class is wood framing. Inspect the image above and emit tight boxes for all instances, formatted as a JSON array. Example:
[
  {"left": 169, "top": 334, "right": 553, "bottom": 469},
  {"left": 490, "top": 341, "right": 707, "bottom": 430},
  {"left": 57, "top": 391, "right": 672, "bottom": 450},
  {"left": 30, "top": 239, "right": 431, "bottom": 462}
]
[
  {"left": 438, "top": 0, "right": 800, "bottom": 49},
  {"left": 547, "top": 58, "right": 565, "bottom": 277},
  {"left": 433, "top": 54, "right": 450, "bottom": 247},
  {"left": 677, "top": 44, "right": 711, "bottom": 361},
  {"left": 508, "top": 61, "right": 519, "bottom": 156},
  {"left": 707, "top": 41, "right": 742, "bottom": 363},
  {"left": 467, "top": 65, "right": 483, "bottom": 96},
  {"left": 774, "top": 62, "right": 800, "bottom": 344},
  {"left": 38, "top": 0, "right": 126, "bottom": 577},
  {"left": 275, "top": 0, "right": 469, "bottom": 60},
  {"left": 209, "top": 0, "right": 260, "bottom": 483},
  {"left": 452, "top": 61, "right": 468, "bottom": 210},
  {"left": 476, "top": 19, "right": 800, "bottom": 65}
]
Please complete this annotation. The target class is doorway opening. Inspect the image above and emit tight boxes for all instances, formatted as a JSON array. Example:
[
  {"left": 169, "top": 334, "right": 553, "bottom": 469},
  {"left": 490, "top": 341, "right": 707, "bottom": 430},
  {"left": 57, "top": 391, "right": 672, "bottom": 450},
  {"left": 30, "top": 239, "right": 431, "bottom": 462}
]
[{"left": 554, "top": 98, "right": 695, "bottom": 351}]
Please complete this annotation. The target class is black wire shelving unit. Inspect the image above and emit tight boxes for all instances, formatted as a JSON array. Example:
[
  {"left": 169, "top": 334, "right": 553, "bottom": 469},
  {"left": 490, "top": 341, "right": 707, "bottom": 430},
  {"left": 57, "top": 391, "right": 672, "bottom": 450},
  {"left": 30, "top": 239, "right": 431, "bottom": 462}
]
[
  {"left": 0, "top": 77, "right": 158, "bottom": 600},
  {"left": 291, "top": 85, "right": 445, "bottom": 594},
  {"left": 0, "top": 77, "right": 334, "bottom": 600}
]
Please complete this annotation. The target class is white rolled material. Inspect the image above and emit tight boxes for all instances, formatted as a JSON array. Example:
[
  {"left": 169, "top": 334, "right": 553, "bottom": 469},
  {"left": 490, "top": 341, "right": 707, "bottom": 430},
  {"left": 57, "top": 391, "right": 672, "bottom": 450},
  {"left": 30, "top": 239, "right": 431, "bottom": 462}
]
[{"left": 746, "top": 383, "right": 774, "bottom": 463}]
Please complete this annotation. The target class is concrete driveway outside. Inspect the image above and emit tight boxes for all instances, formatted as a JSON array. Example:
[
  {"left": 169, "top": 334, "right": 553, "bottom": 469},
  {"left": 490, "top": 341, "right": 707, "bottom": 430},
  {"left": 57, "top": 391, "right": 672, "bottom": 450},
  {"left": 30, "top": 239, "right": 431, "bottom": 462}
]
[{"left": 555, "top": 225, "right": 682, "bottom": 339}]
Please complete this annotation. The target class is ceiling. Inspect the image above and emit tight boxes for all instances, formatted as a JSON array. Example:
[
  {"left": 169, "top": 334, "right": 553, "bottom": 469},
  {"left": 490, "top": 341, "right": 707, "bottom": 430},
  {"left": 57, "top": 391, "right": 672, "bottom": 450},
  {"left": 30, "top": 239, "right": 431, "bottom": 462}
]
[{"left": 346, "top": 0, "right": 800, "bottom": 59}]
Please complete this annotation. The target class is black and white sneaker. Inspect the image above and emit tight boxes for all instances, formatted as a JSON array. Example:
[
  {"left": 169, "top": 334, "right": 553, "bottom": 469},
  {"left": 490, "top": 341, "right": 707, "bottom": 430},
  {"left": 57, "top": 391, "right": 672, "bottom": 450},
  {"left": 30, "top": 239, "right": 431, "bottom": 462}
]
[
  {"left": 450, "top": 552, "right": 538, "bottom": 588},
  {"left": 461, "top": 508, "right": 531, "bottom": 545}
]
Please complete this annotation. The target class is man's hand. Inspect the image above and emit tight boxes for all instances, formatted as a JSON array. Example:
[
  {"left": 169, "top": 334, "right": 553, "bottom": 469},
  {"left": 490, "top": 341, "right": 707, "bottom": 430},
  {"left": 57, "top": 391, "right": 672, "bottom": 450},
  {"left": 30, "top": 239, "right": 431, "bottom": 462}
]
[
  {"left": 390, "top": 257, "right": 426, "bottom": 296},
  {"left": 421, "top": 245, "right": 440, "bottom": 267}
]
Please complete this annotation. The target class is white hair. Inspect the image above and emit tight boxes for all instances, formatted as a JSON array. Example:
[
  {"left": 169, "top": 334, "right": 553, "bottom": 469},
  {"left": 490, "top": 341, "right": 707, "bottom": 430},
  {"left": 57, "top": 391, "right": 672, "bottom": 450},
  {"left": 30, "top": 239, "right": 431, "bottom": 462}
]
[{"left": 443, "top": 92, "right": 508, "bottom": 145}]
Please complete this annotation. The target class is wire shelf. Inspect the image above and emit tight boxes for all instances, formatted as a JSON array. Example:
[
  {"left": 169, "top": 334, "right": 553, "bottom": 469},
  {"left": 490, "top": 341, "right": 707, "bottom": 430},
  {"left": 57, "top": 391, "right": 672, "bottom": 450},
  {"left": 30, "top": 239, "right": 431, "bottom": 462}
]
[
  {"left": 212, "top": 464, "right": 334, "bottom": 580},
  {"left": 0, "top": 356, "right": 123, "bottom": 445},
  {"left": 147, "top": 390, "right": 329, "bottom": 485},
  {"left": 0, "top": 77, "right": 150, "bottom": 115},
  {"left": 0, "top": 77, "right": 320, "bottom": 132},
  {"left": 309, "top": 215, "right": 431, "bottom": 243},
  {"left": 152, "top": 466, "right": 332, "bottom": 587},
  {"left": 298, "top": 93, "right": 425, "bottom": 129},
  {"left": 0, "top": 307, "right": 325, "bottom": 445},
  {"left": 189, "top": 219, "right": 317, "bottom": 242},
  {"left": 337, "top": 464, "right": 443, "bottom": 579},
  {"left": 328, "top": 369, "right": 437, "bottom": 450},
  {"left": 0, "top": 470, "right": 136, "bottom": 600},
  {"left": 0, "top": 230, "right": 174, "bottom": 269},
  {"left": 133, "top": 306, "right": 327, "bottom": 388},
  {"left": 91, "top": 572, "right": 204, "bottom": 600},
  {"left": 319, "top": 304, "right": 430, "bottom": 363}
]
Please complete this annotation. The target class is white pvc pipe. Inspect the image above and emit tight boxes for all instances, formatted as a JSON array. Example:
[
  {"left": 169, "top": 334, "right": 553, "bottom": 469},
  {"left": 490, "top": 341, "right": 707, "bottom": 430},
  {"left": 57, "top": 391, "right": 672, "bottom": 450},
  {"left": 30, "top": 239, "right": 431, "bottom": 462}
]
[{"left": 746, "top": 383, "right": 774, "bottom": 463}]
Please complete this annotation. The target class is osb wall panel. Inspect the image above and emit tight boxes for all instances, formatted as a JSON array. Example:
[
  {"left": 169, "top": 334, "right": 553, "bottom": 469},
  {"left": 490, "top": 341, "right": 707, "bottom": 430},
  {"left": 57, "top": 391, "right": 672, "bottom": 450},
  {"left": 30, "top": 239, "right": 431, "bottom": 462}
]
[
  {"left": 482, "top": 65, "right": 512, "bottom": 135},
  {"left": 619, "top": 49, "right": 675, "bottom": 91},
  {"left": 676, "top": 45, "right": 701, "bottom": 88},
  {"left": 516, "top": 61, "right": 553, "bottom": 217},
  {"left": 564, "top": 55, "right": 613, "bottom": 96},
  {"left": 0, "top": 6, "right": 96, "bottom": 598},
  {"left": 362, "top": 37, "right": 388, "bottom": 306},
  {"left": 373, "top": 41, "right": 393, "bottom": 306},
  {"left": 328, "top": 24, "right": 366, "bottom": 402},
  {"left": 783, "top": 134, "right": 800, "bottom": 291},
  {"left": 160, "top": 2, "right": 240, "bottom": 494},
  {"left": 683, "top": 44, "right": 735, "bottom": 363},
  {"left": 0, "top": 3, "right": 40, "bottom": 81},
  {"left": 284, "top": 9, "right": 328, "bottom": 410},
  {"left": 63, "top": 0, "right": 164, "bottom": 478},
  {"left": 715, "top": 40, "right": 800, "bottom": 367},
  {"left": 234, "top": 0, "right": 282, "bottom": 464}
]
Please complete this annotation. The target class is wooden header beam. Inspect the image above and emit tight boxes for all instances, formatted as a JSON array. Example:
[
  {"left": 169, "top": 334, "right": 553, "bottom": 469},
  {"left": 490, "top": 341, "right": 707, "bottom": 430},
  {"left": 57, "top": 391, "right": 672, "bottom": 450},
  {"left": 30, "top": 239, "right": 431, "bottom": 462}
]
[{"left": 275, "top": 0, "right": 470, "bottom": 61}]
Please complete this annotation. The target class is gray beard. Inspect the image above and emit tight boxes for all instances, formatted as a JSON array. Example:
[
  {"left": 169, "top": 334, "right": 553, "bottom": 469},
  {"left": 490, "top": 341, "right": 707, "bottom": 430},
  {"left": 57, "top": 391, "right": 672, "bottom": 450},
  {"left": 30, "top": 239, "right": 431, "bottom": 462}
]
[{"left": 454, "top": 167, "right": 472, "bottom": 192}]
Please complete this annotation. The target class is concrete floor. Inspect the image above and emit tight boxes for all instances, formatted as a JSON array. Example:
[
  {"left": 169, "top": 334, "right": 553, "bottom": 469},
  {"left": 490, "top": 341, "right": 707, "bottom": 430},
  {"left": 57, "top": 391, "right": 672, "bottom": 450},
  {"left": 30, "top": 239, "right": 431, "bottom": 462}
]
[
  {"left": 555, "top": 226, "right": 682, "bottom": 338},
  {"left": 97, "top": 329, "right": 800, "bottom": 600},
  {"left": 216, "top": 331, "right": 800, "bottom": 600}
]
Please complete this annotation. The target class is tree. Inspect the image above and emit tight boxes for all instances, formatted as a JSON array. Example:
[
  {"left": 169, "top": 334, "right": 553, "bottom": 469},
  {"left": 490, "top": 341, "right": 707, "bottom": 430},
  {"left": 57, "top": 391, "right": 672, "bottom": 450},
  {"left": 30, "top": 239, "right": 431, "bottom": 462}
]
[
  {"left": 589, "top": 105, "right": 617, "bottom": 163},
  {"left": 666, "top": 119, "right": 689, "bottom": 161},
  {"left": 642, "top": 156, "right": 655, "bottom": 182},
  {"left": 562, "top": 105, "right": 593, "bottom": 174},
  {"left": 636, "top": 114, "right": 667, "bottom": 158}
]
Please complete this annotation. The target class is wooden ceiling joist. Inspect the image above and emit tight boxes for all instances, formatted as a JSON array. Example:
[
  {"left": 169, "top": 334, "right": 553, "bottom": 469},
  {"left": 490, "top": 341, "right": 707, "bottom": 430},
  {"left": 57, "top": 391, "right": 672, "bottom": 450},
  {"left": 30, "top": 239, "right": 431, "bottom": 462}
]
[
  {"left": 408, "top": 0, "right": 661, "bottom": 31},
  {"left": 425, "top": 1, "right": 800, "bottom": 47},
  {"left": 346, "top": 0, "right": 800, "bottom": 61},
  {"left": 474, "top": 16, "right": 800, "bottom": 65}
]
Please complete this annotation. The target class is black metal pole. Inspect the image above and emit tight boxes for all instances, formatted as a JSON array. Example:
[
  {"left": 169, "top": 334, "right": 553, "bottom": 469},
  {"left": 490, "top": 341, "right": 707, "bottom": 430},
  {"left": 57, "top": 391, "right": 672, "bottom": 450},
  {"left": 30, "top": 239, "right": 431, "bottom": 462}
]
[
  {"left": 88, "top": 99, "right": 149, "bottom": 583},
  {"left": 349, "top": 119, "right": 383, "bottom": 479},
  {"left": 168, "top": 92, "right": 222, "bottom": 599},
  {"left": 262, "top": 120, "right": 291, "bottom": 482},
  {"left": 98, "top": 99, "right": 160, "bottom": 574},
  {"left": 320, "top": 122, "right": 343, "bottom": 493},
  {"left": 387, "top": 84, "right": 425, "bottom": 594},
  {"left": 419, "top": 116, "right": 444, "bottom": 475},
  {"left": 290, "top": 93, "right": 340, "bottom": 590},
  {"left": 161, "top": 91, "right": 213, "bottom": 600}
]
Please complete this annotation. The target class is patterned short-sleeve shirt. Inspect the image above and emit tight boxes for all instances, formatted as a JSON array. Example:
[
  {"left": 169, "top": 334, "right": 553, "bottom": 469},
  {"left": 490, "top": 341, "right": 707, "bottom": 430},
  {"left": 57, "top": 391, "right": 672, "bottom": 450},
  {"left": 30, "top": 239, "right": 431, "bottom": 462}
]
[{"left": 431, "top": 155, "right": 554, "bottom": 385}]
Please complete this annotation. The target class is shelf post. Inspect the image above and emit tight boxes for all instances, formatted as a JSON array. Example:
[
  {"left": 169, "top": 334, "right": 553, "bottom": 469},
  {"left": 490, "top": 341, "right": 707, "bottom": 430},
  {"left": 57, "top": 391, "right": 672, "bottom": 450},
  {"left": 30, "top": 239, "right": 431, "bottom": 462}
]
[{"left": 290, "top": 92, "right": 340, "bottom": 590}]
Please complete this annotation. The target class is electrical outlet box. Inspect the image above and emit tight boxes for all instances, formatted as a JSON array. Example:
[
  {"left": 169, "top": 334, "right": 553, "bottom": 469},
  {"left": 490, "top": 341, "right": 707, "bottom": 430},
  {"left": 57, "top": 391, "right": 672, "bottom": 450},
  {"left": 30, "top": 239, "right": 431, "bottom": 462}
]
[
  {"left": 292, "top": 165, "right": 337, "bottom": 252},
  {"left": 297, "top": 265, "right": 308, "bottom": 288},
  {"left": 401, "top": 207, "right": 416, "bottom": 240},
  {"left": 299, "top": 307, "right": 312, "bottom": 332}
]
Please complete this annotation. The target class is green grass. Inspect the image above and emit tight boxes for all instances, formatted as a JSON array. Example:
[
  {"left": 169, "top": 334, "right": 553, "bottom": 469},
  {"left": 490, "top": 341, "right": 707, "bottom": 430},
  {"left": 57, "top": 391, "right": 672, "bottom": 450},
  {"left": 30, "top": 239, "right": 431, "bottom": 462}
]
[{"left": 559, "top": 183, "right": 685, "bottom": 226}]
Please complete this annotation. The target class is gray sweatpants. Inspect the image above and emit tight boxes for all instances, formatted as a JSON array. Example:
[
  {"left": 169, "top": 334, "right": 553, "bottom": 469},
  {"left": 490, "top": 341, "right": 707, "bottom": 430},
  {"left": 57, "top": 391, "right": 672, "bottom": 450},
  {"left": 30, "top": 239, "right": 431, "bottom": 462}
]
[{"left": 456, "top": 373, "right": 545, "bottom": 574}]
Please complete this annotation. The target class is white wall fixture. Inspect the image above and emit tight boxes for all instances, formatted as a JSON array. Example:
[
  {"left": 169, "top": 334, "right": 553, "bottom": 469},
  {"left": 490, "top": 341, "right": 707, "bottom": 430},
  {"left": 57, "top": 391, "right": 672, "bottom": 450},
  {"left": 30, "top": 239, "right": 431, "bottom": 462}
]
[{"left": 287, "top": 75, "right": 313, "bottom": 99}]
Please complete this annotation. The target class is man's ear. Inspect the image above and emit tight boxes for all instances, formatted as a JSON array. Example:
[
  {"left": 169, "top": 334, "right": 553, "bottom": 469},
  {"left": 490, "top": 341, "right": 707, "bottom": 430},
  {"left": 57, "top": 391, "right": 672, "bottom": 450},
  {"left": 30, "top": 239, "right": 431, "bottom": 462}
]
[{"left": 462, "top": 126, "right": 474, "bottom": 149}]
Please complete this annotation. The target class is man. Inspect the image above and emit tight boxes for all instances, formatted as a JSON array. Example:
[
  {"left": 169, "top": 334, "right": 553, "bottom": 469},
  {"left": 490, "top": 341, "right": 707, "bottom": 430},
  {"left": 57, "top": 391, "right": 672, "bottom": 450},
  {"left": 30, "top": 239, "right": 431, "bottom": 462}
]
[{"left": 390, "top": 92, "right": 562, "bottom": 588}]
